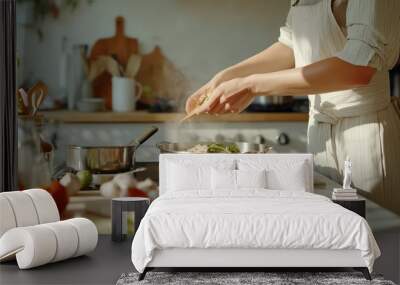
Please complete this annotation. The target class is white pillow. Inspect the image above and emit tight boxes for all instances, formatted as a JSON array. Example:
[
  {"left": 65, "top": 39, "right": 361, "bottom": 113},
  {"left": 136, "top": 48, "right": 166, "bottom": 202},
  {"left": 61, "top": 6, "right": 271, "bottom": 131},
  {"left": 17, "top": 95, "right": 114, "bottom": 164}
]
[
  {"left": 237, "top": 169, "right": 267, "bottom": 189},
  {"left": 166, "top": 159, "right": 235, "bottom": 192},
  {"left": 238, "top": 159, "right": 311, "bottom": 191},
  {"left": 211, "top": 168, "right": 236, "bottom": 190},
  {"left": 266, "top": 164, "right": 308, "bottom": 191},
  {"left": 167, "top": 162, "right": 209, "bottom": 191},
  {"left": 211, "top": 169, "right": 267, "bottom": 191}
]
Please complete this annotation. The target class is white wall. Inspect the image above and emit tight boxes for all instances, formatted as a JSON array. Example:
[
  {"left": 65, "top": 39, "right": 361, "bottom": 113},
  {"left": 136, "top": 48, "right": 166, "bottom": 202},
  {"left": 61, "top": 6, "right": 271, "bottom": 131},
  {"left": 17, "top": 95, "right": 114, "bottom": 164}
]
[{"left": 20, "top": 0, "right": 290, "bottom": 97}]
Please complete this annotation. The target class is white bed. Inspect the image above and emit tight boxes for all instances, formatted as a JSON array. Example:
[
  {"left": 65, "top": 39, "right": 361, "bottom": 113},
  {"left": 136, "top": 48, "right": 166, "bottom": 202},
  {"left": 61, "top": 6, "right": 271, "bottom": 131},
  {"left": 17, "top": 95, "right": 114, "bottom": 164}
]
[{"left": 131, "top": 154, "right": 380, "bottom": 280}]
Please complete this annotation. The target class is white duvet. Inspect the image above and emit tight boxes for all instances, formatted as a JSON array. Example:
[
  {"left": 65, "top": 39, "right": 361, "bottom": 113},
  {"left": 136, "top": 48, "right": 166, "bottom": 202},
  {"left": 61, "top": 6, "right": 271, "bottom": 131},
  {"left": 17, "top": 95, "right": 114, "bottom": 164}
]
[{"left": 131, "top": 190, "right": 380, "bottom": 273}]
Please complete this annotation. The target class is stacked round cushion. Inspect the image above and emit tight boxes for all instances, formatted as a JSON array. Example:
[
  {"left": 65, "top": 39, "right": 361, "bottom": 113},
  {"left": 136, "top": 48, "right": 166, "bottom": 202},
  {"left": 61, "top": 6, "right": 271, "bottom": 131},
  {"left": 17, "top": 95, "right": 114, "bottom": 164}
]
[{"left": 0, "top": 189, "right": 98, "bottom": 269}]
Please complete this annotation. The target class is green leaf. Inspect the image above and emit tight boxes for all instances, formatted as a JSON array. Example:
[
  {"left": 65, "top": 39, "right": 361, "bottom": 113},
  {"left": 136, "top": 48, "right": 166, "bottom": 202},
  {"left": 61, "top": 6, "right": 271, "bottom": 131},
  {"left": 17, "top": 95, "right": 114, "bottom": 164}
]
[{"left": 227, "top": 144, "right": 240, "bottom": 153}]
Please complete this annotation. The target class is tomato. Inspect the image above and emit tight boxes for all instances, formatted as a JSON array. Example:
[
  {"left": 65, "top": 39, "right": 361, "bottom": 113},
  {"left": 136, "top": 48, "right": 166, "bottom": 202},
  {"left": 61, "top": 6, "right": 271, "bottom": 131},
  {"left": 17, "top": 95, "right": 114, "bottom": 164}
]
[
  {"left": 47, "top": 181, "right": 69, "bottom": 215},
  {"left": 128, "top": 188, "right": 148, "bottom": 198}
]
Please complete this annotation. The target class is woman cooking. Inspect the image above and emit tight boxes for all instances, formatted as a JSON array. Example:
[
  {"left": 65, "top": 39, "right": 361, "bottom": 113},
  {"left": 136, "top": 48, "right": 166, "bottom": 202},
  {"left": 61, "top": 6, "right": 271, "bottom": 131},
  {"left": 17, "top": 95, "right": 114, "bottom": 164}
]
[{"left": 185, "top": 0, "right": 400, "bottom": 214}]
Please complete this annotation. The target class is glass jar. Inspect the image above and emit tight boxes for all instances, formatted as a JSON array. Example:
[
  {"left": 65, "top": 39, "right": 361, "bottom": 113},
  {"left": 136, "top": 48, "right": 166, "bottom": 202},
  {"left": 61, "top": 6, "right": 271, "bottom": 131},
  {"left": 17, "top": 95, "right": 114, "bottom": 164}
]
[{"left": 18, "top": 115, "right": 54, "bottom": 189}]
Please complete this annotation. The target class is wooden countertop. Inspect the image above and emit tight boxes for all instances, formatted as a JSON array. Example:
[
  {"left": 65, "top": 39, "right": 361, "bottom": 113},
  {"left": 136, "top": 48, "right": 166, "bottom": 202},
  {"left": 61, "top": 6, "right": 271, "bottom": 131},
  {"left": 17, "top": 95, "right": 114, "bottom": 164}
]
[{"left": 40, "top": 110, "right": 308, "bottom": 123}]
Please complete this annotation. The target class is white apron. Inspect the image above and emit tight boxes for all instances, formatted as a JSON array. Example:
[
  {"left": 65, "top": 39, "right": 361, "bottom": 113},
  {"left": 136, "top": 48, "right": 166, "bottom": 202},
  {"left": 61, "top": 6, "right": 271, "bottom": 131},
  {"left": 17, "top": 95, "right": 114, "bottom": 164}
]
[{"left": 281, "top": 0, "right": 400, "bottom": 214}]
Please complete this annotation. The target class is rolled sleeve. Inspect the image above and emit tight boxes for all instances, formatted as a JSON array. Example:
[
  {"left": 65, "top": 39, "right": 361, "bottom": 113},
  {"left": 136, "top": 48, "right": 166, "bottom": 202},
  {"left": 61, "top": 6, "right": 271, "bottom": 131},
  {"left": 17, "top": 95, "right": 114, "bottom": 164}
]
[
  {"left": 278, "top": 26, "right": 293, "bottom": 49},
  {"left": 336, "top": 24, "right": 386, "bottom": 70},
  {"left": 278, "top": 9, "right": 293, "bottom": 49},
  {"left": 335, "top": 0, "right": 400, "bottom": 71}
]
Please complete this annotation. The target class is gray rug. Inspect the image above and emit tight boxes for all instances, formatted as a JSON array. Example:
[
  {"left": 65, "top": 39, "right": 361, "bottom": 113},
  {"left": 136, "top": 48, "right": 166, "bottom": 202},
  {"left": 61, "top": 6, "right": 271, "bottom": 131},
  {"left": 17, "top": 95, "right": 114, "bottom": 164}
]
[{"left": 116, "top": 272, "right": 395, "bottom": 285}]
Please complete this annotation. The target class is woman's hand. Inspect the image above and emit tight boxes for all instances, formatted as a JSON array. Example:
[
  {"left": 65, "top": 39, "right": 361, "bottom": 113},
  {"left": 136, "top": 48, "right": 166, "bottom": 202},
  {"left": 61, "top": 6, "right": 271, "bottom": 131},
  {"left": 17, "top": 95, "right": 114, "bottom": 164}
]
[
  {"left": 185, "top": 42, "right": 295, "bottom": 115},
  {"left": 185, "top": 83, "right": 210, "bottom": 114},
  {"left": 194, "top": 77, "right": 255, "bottom": 115},
  {"left": 184, "top": 72, "right": 226, "bottom": 114}
]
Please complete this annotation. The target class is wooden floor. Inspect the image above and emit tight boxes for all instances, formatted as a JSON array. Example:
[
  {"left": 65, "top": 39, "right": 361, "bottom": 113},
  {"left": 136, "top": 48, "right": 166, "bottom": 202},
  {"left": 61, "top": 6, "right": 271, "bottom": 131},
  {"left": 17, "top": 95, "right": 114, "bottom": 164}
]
[{"left": 0, "top": 235, "right": 133, "bottom": 285}]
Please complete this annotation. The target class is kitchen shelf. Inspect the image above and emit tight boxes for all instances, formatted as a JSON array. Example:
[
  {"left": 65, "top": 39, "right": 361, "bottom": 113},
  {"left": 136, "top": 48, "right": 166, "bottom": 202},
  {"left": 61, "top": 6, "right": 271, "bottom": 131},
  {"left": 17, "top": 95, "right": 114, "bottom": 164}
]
[{"left": 40, "top": 110, "right": 308, "bottom": 123}]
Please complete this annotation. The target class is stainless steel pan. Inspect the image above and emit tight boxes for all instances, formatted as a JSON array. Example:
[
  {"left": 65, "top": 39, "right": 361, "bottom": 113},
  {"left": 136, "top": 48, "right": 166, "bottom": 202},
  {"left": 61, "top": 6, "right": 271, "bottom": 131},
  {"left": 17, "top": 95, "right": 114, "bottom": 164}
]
[
  {"left": 157, "top": 141, "right": 272, "bottom": 154},
  {"left": 67, "top": 126, "right": 158, "bottom": 173}
]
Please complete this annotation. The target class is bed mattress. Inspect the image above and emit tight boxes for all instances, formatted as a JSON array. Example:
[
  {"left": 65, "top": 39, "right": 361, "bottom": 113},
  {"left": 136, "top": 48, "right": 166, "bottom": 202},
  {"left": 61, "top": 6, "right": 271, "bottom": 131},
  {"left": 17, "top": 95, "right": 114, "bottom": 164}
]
[{"left": 131, "top": 190, "right": 380, "bottom": 273}]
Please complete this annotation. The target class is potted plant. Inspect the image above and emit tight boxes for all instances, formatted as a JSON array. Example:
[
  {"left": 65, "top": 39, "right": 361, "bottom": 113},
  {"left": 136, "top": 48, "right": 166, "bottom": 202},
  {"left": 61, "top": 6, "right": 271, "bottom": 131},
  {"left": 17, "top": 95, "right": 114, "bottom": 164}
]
[{"left": 17, "top": 0, "right": 94, "bottom": 39}]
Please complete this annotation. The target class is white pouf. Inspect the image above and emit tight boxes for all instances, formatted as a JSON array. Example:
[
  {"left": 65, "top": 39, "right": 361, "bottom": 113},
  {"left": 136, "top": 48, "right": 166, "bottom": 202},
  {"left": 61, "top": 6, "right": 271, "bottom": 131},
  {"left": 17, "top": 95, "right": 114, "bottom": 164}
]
[
  {"left": 24, "top": 189, "right": 60, "bottom": 223},
  {"left": 0, "top": 218, "right": 98, "bottom": 269},
  {"left": 0, "top": 189, "right": 60, "bottom": 237},
  {"left": 66, "top": 218, "right": 98, "bottom": 257},
  {"left": 0, "top": 196, "right": 17, "bottom": 237},
  {"left": 1, "top": 191, "right": 39, "bottom": 227},
  {"left": 0, "top": 190, "right": 98, "bottom": 269},
  {"left": 42, "top": 221, "right": 79, "bottom": 262},
  {"left": 0, "top": 225, "right": 57, "bottom": 268}
]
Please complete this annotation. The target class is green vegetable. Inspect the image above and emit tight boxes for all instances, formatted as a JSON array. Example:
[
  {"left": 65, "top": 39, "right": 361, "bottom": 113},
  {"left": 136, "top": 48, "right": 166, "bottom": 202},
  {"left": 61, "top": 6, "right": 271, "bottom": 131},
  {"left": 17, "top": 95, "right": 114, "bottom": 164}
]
[
  {"left": 207, "top": 143, "right": 228, "bottom": 153},
  {"left": 77, "top": 170, "right": 92, "bottom": 189},
  {"left": 227, "top": 144, "right": 240, "bottom": 153},
  {"left": 207, "top": 143, "right": 240, "bottom": 154}
]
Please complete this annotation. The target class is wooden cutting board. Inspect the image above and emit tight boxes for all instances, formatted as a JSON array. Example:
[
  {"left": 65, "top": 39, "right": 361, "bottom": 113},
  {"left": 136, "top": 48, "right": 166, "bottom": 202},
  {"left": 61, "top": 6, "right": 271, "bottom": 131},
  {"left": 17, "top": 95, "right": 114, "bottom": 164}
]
[{"left": 89, "top": 16, "right": 139, "bottom": 110}]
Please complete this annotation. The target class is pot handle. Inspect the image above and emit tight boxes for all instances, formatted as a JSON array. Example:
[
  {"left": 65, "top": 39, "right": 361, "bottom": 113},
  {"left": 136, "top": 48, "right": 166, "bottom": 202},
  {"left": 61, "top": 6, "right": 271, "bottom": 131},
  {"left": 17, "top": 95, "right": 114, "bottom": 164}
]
[{"left": 130, "top": 126, "right": 159, "bottom": 147}]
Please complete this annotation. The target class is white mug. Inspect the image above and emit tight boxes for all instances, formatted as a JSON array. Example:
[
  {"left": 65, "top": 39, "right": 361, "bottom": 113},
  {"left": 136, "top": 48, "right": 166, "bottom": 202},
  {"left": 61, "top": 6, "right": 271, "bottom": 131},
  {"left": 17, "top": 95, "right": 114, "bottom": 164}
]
[{"left": 112, "top": 77, "right": 143, "bottom": 112}]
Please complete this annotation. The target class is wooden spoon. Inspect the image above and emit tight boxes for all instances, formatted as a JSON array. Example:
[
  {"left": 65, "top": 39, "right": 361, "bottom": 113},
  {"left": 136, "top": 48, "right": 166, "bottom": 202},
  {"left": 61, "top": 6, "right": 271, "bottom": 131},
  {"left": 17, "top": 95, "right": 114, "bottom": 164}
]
[
  {"left": 106, "top": 55, "right": 121, "bottom": 77},
  {"left": 27, "top": 81, "right": 48, "bottom": 115},
  {"left": 125, "top": 54, "right": 142, "bottom": 78},
  {"left": 16, "top": 88, "right": 29, "bottom": 115},
  {"left": 88, "top": 56, "right": 108, "bottom": 81}
]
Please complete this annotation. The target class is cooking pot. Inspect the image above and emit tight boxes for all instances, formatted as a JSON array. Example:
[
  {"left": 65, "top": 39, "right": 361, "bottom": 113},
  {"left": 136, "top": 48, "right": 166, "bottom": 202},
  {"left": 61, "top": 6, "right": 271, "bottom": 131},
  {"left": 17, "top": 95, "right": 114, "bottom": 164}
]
[
  {"left": 157, "top": 141, "right": 272, "bottom": 154},
  {"left": 67, "top": 126, "right": 158, "bottom": 173}
]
